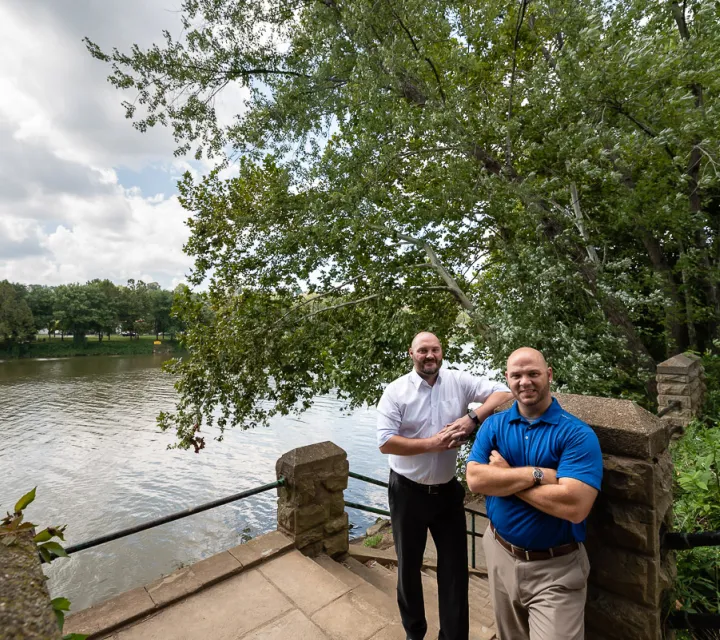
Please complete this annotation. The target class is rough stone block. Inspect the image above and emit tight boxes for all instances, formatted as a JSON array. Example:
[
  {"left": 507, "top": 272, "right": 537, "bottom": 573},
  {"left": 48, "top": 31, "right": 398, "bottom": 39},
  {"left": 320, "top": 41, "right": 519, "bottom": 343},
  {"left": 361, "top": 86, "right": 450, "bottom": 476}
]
[
  {"left": 0, "top": 530, "right": 62, "bottom": 639},
  {"left": 656, "top": 373, "right": 691, "bottom": 384},
  {"left": 323, "top": 530, "right": 349, "bottom": 558},
  {"left": 276, "top": 441, "right": 347, "bottom": 479},
  {"left": 587, "top": 497, "right": 658, "bottom": 555},
  {"left": 656, "top": 353, "right": 701, "bottom": 375},
  {"left": 323, "top": 475, "right": 349, "bottom": 492},
  {"left": 656, "top": 379, "right": 701, "bottom": 397},
  {"left": 600, "top": 452, "right": 672, "bottom": 513},
  {"left": 552, "top": 394, "right": 668, "bottom": 459},
  {"left": 586, "top": 542, "right": 659, "bottom": 606},
  {"left": 294, "top": 524, "right": 327, "bottom": 549},
  {"left": 585, "top": 586, "right": 660, "bottom": 640},
  {"left": 296, "top": 503, "right": 330, "bottom": 531},
  {"left": 327, "top": 492, "right": 346, "bottom": 517},
  {"left": 325, "top": 513, "right": 349, "bottom": 535},
  {"left": 657, "top": 395, "right": 694, "bottom": 410}
]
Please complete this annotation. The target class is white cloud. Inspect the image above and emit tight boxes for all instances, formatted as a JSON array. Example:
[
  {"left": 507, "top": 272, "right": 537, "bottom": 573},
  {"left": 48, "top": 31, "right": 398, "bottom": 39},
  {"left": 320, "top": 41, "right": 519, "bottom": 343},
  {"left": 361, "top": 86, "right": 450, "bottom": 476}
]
[{"left": 0, "top": 1, "right": 246, "bottom": 288}]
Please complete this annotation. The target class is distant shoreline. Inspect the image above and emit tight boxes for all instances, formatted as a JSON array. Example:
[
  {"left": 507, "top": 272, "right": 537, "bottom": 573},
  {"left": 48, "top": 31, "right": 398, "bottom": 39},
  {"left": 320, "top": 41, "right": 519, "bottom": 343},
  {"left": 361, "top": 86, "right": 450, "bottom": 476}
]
[{"left": 1, "top": 336, "right": 181, "bottom": 361}]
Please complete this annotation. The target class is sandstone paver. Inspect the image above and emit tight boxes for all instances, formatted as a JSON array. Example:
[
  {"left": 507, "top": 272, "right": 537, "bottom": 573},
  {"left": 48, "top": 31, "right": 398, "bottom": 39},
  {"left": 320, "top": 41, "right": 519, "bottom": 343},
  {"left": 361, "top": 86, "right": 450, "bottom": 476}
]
[
  {"left": 227, "top": 530, "right": 293, "bottom": 569},
  {"left": 311, "top": 592, "right": 387, "bottom": 640},
  {"left": 114, "top": 569, "right": 292, "bottom": 640},
  {"left": 240, "top": 609, "right": 328, "bottom": 640},
  {"left": 258, "top": 549, "right": 350, "bottom": 614},
  {"left": 63, "top": 587, "right": 155, "bottom": 638}
]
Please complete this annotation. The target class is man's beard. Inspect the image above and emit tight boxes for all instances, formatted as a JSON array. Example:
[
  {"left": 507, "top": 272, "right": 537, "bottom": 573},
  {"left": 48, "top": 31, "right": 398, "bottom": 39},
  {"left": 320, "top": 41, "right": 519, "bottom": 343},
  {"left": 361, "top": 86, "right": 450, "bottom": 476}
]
[{"left": 418, "top": 359, "right": 441, "bottom": 376}]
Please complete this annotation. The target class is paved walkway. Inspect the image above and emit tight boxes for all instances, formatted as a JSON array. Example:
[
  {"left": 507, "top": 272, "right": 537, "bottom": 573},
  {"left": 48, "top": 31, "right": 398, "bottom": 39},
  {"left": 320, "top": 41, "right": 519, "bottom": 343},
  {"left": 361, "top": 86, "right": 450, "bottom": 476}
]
[{"left": 65, "top": 527, "right": 497, "bottom": 640}]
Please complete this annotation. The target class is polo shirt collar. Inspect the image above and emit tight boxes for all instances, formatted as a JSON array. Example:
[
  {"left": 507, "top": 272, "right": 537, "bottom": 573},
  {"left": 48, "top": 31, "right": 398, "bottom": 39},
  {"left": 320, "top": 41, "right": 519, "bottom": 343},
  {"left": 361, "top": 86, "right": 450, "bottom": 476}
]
[
  {"left": 410, "top": 368, "right": 443, "bottom": 389},
  {"left": 508, "top": 397, "right": 562, "bottom": 426}
]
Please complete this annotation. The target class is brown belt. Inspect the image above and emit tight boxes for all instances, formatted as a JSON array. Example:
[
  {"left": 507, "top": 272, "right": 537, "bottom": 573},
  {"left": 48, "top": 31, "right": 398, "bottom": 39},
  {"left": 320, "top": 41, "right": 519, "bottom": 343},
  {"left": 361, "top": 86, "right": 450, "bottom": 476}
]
[{"left": 490, "top": 523, "right": 579, "bottom": 562}]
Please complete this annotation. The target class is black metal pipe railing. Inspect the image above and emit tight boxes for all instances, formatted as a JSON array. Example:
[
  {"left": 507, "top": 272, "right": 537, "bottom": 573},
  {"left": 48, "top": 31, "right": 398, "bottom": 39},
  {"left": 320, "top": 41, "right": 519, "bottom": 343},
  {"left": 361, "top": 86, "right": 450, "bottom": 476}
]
[
  {"left": 348, "top": 470, "right": 486, "bottom": 569},
  {"left": 667, "top": 612, "right": 720, "bottom": 629},
  {"left": 657, "top": 400, "right": 682, "bottom": 418},
  {"left": 45, "top": 478, "right": 285, "bottom": 562},
  {"left": 664, "top": 530, "right": 720, "bottom": 550},
  {"left": 348, "top": 471, "right": 388, "bottom": 488}
]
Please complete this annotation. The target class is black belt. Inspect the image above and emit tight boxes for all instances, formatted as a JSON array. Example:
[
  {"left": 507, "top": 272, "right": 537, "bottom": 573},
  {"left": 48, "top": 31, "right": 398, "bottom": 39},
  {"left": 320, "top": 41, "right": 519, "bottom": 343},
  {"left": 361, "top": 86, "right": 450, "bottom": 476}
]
[
  {"left": 391, "top": 469, "right": 456, "bottom": 495},
  {"left": 490, "top": 523, "right": 579, "bottom": 561}
]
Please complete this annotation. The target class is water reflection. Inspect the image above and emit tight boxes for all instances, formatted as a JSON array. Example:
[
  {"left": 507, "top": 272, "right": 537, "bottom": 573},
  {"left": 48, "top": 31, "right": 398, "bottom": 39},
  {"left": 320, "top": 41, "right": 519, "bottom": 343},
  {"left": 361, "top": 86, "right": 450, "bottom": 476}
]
[{"left": 0, "top": 355, "right": 388, "bottom": 610}]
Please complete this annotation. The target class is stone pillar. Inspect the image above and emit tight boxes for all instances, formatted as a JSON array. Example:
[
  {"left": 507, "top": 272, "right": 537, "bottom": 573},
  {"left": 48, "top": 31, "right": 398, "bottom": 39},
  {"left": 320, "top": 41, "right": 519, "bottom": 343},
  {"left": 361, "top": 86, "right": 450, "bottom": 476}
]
[
  {"left": 656, "top": 353, "right": 705, "bottom": 431},
  {"left": 0, "top": 530, "right": 62, "bottom": 639},
  {"left": 276, "top": 441, "right": 350, "bottom": 558},
  {"left": 551, "top": 393, "right": 675, "bottom": 640}
]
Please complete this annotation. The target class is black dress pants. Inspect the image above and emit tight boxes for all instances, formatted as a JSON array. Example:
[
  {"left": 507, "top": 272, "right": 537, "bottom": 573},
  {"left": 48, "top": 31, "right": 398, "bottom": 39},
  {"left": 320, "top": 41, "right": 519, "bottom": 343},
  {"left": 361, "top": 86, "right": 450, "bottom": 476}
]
[{"left": 388, "top": 469, "right": 469, "bottom": 640}]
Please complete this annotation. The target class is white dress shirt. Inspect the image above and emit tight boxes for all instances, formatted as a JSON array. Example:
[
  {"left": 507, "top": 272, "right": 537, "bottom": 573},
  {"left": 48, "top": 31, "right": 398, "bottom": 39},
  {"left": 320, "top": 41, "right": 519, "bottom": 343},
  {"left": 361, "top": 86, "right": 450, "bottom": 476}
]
[{"left": 377, "top": 368, "right": 510, "bottom": 485}]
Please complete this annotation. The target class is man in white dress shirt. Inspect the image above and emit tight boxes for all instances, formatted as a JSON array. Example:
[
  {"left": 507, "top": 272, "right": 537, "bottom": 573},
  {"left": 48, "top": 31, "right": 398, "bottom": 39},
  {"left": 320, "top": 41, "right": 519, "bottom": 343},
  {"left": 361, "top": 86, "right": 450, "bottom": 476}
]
[{"left": 377, "top": 332, "right": 512, "bottom": 640}]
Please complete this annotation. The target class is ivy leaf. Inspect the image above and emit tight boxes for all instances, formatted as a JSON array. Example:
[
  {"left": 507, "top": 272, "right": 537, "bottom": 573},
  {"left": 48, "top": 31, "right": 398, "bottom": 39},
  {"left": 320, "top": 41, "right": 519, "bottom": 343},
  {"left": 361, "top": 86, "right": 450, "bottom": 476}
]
[
  {"left": 14, "top": 487, "right": 36, "bottom": 513},
  {"left": 40, "top": 541, "right": 68, "bottom": 558},
  {"left": 33, "top": 528, "right": 54, "bottom": 543}
]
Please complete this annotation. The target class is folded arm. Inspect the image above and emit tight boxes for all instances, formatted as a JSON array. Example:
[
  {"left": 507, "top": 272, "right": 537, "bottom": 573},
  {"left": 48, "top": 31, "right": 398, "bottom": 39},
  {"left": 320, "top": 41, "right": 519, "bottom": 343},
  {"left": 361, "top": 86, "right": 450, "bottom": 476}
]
[
  {"left": 516, "top": 478, "right": 598, "bottom": 524},
  {"left": 466, "top": 460, "right": 558, "bottom": 497},
  {"left": 379, "top": 432, "right": 454, "bottom": 455}
]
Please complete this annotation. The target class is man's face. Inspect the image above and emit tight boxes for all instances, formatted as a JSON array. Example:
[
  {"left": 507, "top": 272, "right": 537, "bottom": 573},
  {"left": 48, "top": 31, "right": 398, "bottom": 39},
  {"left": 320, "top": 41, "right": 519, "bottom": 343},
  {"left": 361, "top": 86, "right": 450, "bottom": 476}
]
[
  {"left": 409, "top": 335, "right": 443, "bottom": 378},
  {"left": 505, "top": 355, "right": 552, "bottom": 407}
]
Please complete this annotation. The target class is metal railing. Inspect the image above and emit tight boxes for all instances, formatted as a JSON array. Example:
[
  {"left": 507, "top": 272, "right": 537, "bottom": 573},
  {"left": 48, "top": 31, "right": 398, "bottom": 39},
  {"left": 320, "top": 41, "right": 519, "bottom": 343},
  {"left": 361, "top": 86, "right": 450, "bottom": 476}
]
[
  {"left": 43, "top": 478, "right": 285, "bottom": 563},
  {"left": 663, "top": 529, "right": 720, "bottom": 631},
  {"left": 346, "top": 471, "right": 485, "bottom": 569}
]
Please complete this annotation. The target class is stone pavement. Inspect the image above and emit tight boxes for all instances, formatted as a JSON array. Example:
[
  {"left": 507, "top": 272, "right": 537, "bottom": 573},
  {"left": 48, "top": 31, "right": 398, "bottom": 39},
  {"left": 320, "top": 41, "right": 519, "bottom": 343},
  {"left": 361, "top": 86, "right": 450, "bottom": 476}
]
[{"left": 65, "top": 529, "right": 497, "bottom": 640}]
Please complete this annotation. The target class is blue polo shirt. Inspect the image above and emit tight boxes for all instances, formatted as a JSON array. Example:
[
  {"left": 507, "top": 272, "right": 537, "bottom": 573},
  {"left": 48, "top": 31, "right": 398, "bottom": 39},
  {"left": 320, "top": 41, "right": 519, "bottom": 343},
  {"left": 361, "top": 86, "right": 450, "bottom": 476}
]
[{"left": 468, "top": 398, "right": 602, "bottom": 550}]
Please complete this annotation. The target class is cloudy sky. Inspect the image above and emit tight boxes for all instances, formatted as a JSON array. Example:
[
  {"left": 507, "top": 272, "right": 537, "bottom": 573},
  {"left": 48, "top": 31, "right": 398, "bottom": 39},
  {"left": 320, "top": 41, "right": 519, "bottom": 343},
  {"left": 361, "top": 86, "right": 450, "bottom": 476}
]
[{"left": 0, "top": 1, "right": 241, "bottom": 289}]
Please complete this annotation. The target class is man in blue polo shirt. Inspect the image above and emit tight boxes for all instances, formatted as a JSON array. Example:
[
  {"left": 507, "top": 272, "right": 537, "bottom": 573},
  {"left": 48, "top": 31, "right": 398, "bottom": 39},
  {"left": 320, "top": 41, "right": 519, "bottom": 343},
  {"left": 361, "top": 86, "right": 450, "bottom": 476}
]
[{"left": 466, "top": 347, "right": 602, "bottom": 640}]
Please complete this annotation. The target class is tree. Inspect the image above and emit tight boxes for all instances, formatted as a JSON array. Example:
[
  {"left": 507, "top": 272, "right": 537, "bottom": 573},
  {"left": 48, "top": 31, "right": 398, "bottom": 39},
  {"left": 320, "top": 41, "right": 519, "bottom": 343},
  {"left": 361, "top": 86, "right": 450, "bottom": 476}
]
[
  {"left": 88, "top": 0, "right": 720, "bottom": 449},
  {"left": 118, "top": 279, "right": 151, "bottom": 338},
  {"left": 53, "top": 284, "right": 99, "bottom": 345},
  {"left": 0, "top": 280, "right": 35, "bottom": 348},
  {"left": 148, "top": 287, "right": 175, "bottom": 339},
  {"left": 26, "top": 285, "right": 57, "bottom": 337},
  {"left": 87, "top": 279, "right": 121, "bottom": 341}
]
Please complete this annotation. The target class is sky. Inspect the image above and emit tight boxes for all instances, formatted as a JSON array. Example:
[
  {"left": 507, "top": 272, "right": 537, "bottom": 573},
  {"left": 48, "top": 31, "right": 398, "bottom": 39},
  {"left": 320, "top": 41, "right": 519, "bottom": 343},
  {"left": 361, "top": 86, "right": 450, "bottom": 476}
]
[{"left": 0, "top": 1, "right": 243, "bottom": 289}]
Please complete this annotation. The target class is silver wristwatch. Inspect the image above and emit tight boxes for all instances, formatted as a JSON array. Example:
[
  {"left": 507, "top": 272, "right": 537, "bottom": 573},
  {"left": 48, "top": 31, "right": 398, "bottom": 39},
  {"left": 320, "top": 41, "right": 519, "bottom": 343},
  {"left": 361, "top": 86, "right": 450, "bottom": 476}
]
[{"left": 532, "top": 467, "right": 544, "bottom": 486}]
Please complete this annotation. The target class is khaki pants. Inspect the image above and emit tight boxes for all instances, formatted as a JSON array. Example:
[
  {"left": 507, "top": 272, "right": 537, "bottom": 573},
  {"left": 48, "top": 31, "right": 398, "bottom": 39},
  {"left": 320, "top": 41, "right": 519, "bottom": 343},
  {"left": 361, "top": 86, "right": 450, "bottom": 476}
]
[{"left": 482, "top": 524, "right": 590, "bottom": 640}]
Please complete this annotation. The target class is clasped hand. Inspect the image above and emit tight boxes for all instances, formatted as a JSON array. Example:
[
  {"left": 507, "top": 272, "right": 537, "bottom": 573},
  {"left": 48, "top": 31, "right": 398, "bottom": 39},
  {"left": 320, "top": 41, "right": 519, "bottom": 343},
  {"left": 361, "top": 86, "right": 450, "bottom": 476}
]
[{"left": 433, "top": 415, "right": 475, "bottom": 451}]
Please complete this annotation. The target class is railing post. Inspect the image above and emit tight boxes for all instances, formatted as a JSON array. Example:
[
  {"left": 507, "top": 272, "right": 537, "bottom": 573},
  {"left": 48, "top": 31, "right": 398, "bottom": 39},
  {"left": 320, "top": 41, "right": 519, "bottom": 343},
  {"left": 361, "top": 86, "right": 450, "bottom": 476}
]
[
  {"left": 549, "top": 393, "right": 675, "bottom": 640},
  {"left": 656, "top": 353, "right": 705, "bottom": 432},
  {"left": 0, "top": 529, "right": 62, "bottom": 639},
  {"left": 276, "top": 441, "right": 350, "bottom": 558}
]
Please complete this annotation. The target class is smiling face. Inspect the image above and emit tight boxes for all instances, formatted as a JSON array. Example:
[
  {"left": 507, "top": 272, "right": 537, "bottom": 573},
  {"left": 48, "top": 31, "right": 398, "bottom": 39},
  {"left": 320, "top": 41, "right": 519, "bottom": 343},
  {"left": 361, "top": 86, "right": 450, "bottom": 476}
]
[
  {"left": 505, "top": 348, "right": 553, "bottom": 412},
  {"left": 409, "top": 332, "right": 443, "bottom": 379}
]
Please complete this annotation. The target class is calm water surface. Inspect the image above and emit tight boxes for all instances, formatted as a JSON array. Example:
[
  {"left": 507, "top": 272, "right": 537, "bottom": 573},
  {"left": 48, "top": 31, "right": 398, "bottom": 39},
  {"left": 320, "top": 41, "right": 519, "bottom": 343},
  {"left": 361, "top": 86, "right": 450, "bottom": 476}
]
[{"left": 0, "top": 355, "right": 388, "bottom": 610}]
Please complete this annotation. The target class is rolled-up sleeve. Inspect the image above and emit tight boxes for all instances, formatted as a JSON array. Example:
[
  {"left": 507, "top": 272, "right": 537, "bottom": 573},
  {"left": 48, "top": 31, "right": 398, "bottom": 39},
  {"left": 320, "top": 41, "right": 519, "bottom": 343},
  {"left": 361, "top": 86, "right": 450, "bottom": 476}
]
[
  {"left": 460, "top": 371, "right": 510, "bottom": 404},
  {"left": 377, "top": 386, "right": 401, "bottom": 448}
]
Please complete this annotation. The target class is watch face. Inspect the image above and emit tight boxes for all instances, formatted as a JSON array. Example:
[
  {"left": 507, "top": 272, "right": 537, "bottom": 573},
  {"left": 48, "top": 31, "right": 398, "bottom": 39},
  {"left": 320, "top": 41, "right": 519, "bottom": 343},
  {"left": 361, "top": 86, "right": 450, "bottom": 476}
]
[{"left": 533, "top": 469, "right": 543, "bottom": 481}]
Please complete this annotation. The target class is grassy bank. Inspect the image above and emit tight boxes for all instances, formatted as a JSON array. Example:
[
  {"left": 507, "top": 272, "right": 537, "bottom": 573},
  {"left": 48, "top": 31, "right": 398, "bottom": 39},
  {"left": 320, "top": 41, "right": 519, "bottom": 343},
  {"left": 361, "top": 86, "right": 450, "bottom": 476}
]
[{"left": 1, "top": 336, "right": 180, "bottom": 360}]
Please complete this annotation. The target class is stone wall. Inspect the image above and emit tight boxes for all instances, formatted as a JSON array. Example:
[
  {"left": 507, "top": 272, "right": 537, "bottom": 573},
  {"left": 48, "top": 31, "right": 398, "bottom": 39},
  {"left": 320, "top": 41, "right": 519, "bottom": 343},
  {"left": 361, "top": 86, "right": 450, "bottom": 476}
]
[
  {"left": 275, "top": 441, "right": 350, "bottom": 558},
  {"left": 551, "top": 393, "right": 674, "bottom": 640},
  {"left": 0, "top": 530, "right": 62, "bottom": 639},
  {"left": 657, "top": 353, "right": 706, "bottom": 432}
]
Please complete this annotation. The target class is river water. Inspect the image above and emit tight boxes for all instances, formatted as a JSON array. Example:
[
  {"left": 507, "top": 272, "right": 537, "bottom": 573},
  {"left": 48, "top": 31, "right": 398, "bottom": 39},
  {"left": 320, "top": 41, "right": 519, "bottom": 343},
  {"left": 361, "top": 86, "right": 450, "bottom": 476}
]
[{"left": 0, "top": 355, "right": 389, "bottom": 611}]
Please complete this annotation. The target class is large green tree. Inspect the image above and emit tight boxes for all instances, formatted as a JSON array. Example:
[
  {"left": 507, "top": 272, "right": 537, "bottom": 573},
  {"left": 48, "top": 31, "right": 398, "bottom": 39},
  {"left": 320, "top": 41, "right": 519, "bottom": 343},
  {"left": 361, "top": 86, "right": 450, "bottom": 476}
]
[
  {"left": 87, "top": 0, "right": 720, "bottom": 449},
  {"left": 0, "top": 280, "right": 35, "bottom": 347}
]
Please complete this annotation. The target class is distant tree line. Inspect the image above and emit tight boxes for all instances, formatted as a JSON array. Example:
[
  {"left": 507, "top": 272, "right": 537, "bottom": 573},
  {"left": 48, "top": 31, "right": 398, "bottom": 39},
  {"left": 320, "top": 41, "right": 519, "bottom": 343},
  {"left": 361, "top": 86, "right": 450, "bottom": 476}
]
[{"left": 0, "top": 279, "right": 186, "bottom": 347}]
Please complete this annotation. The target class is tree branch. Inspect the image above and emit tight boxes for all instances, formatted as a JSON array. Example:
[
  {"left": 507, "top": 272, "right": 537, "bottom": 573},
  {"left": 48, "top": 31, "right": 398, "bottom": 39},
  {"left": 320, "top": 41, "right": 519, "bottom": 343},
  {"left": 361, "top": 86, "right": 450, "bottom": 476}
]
[{"left": 301, "top": 293, "right": 383, "bottom": 320}]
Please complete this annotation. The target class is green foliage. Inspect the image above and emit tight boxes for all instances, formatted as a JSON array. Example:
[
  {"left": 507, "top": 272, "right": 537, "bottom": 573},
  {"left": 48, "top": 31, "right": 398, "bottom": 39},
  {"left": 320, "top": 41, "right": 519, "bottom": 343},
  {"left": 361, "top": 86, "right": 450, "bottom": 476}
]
[
  {"left": 90, "top": 0, "right": 720, "bottom": 448},
  {"left": 363, "top": 534, "right": 384, "bottom": 548},
  {"left": 671, "top": 419, "right": 720, "bottom": 617},
  {"left": 1, "top": 490, "right": 87, "bottom": 639},
  {"left": 0, "top": 280, "right": 35, "bottom": 346}
]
